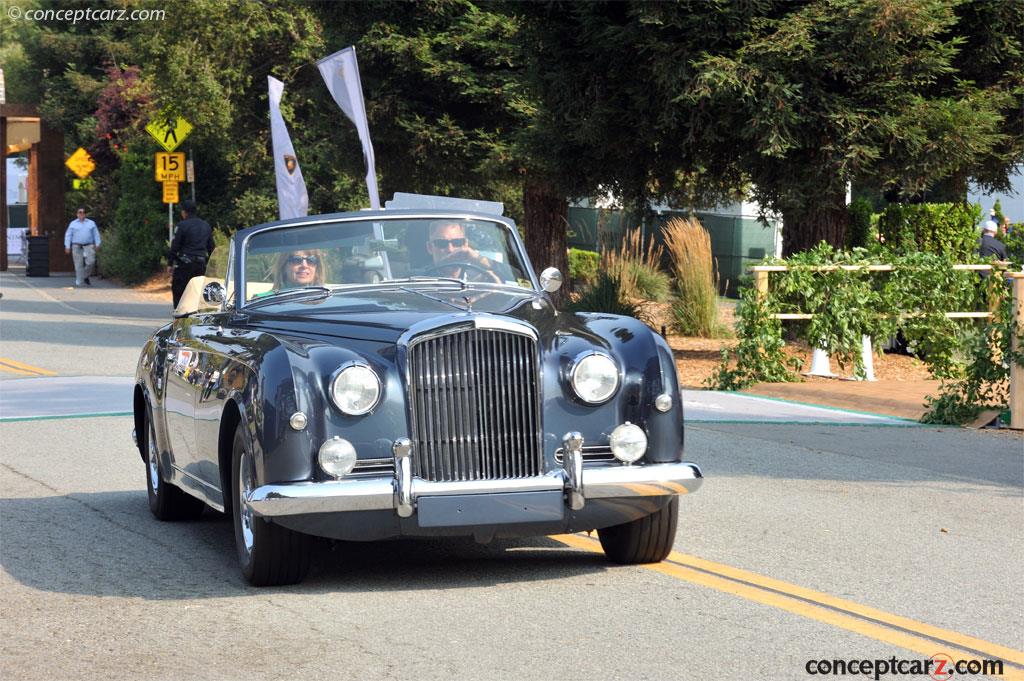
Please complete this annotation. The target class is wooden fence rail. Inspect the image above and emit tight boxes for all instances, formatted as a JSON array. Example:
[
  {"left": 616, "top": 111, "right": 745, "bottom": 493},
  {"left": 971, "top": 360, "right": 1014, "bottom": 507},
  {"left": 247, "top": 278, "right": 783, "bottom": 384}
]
[{"left": 747, "top": 263, "right": 1023, "bottom": 429}]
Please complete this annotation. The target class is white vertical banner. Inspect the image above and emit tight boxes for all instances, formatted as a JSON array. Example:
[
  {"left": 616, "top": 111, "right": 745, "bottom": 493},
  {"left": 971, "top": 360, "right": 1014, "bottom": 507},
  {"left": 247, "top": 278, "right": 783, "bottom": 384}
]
[
  {"left": 316, "top": 47, "right": 380, "bottom": 209},
  {"left": 268, "top": 76, "right": 309, "bottom": 220}
]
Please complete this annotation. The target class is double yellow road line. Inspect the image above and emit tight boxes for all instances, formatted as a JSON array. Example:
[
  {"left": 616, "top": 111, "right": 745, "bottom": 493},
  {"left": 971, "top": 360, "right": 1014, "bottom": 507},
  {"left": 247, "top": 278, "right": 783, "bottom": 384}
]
[
  {"left": 553, "top": 533, "right": 1024, "bottom": 679},
  {"left": 0, "top": 357, "right": 56, "bottom": 377}
]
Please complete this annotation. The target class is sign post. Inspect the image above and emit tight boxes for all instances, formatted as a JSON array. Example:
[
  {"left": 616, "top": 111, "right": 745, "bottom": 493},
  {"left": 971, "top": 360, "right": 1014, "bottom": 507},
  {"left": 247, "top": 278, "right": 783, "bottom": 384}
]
[{"left": 146, "top": 117, "right": 193, "bottom": 244}]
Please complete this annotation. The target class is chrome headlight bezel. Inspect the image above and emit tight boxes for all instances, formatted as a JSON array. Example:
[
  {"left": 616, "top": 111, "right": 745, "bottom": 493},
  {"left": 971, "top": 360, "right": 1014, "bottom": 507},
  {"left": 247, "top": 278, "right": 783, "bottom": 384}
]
[
  {"left": 569, "top": 351, "right": 620, "bottom": 405},
  {"left": 329, "top": 362, "right": 382, "bottom": 416}
]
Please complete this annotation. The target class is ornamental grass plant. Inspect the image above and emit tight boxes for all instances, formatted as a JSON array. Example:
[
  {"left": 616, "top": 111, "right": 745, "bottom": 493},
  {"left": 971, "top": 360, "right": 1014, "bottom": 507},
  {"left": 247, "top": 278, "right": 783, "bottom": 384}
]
[{"left": 663, "top": 217, "right": 723, "bottom": 337}]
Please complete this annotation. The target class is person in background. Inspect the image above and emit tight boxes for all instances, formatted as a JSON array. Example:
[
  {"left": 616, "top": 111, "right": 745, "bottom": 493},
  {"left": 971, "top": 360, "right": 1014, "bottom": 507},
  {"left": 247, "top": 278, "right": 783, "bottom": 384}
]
[
  {"left": 978, "top": 219, "right": 1008, "bottom": 283},
  {"left": 1000, "top": 216, "right": 1013, "bottom": 239},
  {"left": 272, "top": 249, "right": 328, "bottom": 290},
  {"left": 64, "top": 207, "right": 101, "bottom": 287},
  {"left": 168, "top": 200, "right": 214, "bottom": 308}
]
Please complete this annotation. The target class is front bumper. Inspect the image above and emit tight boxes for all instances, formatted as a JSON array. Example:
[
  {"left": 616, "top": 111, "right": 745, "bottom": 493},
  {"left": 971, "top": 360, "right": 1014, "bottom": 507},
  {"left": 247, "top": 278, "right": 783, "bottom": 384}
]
[{"left": 247, "top": 459, "right": 703, "bottom": 519}]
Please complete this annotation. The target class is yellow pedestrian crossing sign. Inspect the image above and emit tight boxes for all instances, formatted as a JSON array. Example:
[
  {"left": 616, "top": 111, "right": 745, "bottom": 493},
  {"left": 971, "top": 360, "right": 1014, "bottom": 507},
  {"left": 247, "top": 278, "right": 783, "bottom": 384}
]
[
  {"left": 146, "top": 116, "right": 193, "bottom": 152},
  {"left": 65, "top": 147, "right": 96, "bottom": 178}
]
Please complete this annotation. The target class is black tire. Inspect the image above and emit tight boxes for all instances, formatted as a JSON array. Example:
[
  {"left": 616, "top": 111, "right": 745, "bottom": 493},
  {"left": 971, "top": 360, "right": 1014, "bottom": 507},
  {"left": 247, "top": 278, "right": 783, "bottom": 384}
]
[
  {"left": 144, "top": 406, "right": 206, "bottom": 521},
  {"left": 597, "top": 496, "right": 679, "bottom": 564},
  {"left": 231, "top": 423, "right": 311, "bottom": 586}
]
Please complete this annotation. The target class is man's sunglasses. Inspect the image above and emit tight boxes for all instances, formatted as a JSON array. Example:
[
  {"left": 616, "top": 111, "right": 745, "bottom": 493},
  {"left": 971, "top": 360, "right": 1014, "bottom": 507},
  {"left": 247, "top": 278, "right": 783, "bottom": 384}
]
[
  {"left": 286, "top": 255, "right": 319, "bottom": 266},
  {"left": 431, "top": 237, "right": 467, "bottom": 249}
]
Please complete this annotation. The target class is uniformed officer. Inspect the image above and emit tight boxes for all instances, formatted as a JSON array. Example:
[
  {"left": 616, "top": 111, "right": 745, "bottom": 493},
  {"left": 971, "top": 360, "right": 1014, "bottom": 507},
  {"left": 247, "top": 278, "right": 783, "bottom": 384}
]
[{"left": 168, "top": 200, "right": 214, "bottom": 308}]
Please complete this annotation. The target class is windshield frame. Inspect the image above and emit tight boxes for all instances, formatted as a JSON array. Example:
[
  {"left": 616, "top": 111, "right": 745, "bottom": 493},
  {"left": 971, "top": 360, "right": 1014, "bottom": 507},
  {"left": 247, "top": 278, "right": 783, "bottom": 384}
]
[{"left": 234, "top": 211, "right": 538, "bottom": 310}]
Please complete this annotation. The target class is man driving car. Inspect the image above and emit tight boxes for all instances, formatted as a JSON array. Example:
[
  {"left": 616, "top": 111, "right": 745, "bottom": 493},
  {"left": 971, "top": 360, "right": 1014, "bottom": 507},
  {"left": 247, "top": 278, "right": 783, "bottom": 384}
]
[{"left": 425, "top": 220, "right": 501, "bottom": 283}]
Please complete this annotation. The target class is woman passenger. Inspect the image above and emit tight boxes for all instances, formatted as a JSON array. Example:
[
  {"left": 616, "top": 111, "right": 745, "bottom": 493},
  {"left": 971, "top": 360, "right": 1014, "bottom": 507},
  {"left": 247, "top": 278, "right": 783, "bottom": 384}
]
[{"left": 272, "top": 249, "right": 328, "bottom": 290}]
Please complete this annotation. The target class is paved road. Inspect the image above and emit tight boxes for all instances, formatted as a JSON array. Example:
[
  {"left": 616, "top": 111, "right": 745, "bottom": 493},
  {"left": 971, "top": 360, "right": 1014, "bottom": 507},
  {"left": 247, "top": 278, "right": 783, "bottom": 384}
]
[{"left": 2, "top": 268, "right": 1022, "bottom": 680}]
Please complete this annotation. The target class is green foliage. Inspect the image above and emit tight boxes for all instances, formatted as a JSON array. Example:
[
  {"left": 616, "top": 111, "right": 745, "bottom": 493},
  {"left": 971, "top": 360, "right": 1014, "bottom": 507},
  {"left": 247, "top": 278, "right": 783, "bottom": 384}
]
[
  {"left": 99, "top": 145, "right": 168, "bottom": 284},
  {"left": 569, "top": 271, "right": 640, "bottom": 319},
  {"left": 876, "top": 203, "right": 981, "bottom": 258},
  {"left": 683, "top": 0, "right": 1022, "bottom": 252},
  {"left": 992, "top": 199, "right": 1005, "bottom": 226},
  {"left": 568, "top": 248, "right": 600, "bottom": 288},
  {"left": 1003, "top": 224, "right": 1024, "bottom": 267},
  {"left": 711, "top": 245, "right": 1020, "bottom": 422},
  {"left": 630, "top": 262, "right": 672, "bottom": 303},
  {"left": 708, "top": 281, "right": 801, "bottom": 390},
  {"left": 846, "top": 198, "right": 873, "bottom": 250},
  {"left": 922, "top": 293, "right": 1024, "bottom": 424}
]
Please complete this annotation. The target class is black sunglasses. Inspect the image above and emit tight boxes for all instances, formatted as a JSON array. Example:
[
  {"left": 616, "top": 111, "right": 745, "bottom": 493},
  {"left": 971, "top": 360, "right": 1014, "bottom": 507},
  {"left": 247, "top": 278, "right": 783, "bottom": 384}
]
[
  {"left": 286, "top": 255, "right": 319, "bottom": 266},
  {"left": 431, "top": 237, "right": 467, "bottom": 249}
]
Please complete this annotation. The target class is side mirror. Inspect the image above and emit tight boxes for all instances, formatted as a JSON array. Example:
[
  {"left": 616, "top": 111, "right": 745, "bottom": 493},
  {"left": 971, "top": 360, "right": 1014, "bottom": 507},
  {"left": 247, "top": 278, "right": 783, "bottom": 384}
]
[
  {"left": 203, "top": 281, "right": 226, "bottom": 305},
  {"left": 539, "top": 267, "right": 563, "bottom": 293}
]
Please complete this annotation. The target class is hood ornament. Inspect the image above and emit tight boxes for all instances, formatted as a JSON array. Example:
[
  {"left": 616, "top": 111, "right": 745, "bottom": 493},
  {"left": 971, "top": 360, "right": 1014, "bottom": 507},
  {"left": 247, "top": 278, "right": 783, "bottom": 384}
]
[{"left": 463, "top": 295, "right": 473, "bottom": 312}]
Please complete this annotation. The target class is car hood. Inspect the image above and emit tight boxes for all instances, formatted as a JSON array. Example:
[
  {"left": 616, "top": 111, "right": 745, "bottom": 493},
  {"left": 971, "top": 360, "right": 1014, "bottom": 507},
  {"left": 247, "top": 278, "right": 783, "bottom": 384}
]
[{"left": 242, "top": 286, "right": 559, "bottom": 343}]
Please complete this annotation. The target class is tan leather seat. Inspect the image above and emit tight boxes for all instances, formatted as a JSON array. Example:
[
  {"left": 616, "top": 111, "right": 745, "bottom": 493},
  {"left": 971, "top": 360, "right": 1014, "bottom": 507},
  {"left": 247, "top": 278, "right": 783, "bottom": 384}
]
[{"left": 174, "top": 276, "right": 225, "bottom": 317}]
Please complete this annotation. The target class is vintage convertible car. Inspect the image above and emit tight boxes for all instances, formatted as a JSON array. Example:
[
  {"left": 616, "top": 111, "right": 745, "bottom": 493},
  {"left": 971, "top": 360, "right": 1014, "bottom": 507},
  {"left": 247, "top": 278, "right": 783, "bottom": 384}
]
[{"left": 133, "top": 205, "right": 703, "bottom": 585}]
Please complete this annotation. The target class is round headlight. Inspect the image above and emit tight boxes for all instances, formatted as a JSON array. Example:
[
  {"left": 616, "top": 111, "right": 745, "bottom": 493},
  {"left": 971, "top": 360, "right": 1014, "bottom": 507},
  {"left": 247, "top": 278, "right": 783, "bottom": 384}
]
[
  {"left": 318, "top": 437, "right": 357, "bottom": 478},
  {"left": 571, "top": 352, "right": 619, "bottom": 404},
  {"left": 330, "top": 364, "right": 381, "bottom": 415},
  {"left": 610, "top": 423, "right": 647, "bottom": 463}
]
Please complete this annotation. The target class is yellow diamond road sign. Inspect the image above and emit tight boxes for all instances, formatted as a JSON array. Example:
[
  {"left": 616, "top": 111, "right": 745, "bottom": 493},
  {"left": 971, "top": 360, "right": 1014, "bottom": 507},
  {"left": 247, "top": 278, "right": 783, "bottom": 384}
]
[
  {"left": 65, "top": 147, "right": 96, "bottom": 179},
  {"left": 146, "top": 116, "right": 193, "bottom": 152}
]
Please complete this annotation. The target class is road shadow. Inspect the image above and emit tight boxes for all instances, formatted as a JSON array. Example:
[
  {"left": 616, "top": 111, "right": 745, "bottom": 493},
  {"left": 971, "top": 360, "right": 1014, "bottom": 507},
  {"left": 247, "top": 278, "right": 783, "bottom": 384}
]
[{"left": 0, "top": 490, "right": 609, "bottom": 599}]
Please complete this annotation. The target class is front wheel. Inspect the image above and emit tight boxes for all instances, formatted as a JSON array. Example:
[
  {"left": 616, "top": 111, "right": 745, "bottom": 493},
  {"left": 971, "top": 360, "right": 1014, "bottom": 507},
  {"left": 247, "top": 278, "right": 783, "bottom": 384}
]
[
  {"left": 144, "top": 406, "right": 205, "bottom": 521},
  {"left": 597, "top": 497, "right": 679, "bottom": 564},
  {"left": 231, "top": 423, "right": 311, "bottom": 586}
]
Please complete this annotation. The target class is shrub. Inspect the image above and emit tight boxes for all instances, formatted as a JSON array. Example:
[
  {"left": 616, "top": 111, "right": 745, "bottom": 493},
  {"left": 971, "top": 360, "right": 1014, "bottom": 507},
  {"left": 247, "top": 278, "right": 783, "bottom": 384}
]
[
  {"left": 663, "top": 217, "right": 721, "bottom": 337},
  {"left": 568, "top": 248, "right": 600, "bottom": 287},
  {"left": 99, "top": 145, "right": 167, "bottom": 284},
  {"left": 876, "top": 202, "right": 981, "bottom": 258},
  {"left": 569, "top": 270, "right": 640, "bottom": 318},
  {"left": 1004, "top": 223, "right": 1024, "bottom": 267},
  {"left": 604, "top": 228, "right": 671, "bottom": 302}
]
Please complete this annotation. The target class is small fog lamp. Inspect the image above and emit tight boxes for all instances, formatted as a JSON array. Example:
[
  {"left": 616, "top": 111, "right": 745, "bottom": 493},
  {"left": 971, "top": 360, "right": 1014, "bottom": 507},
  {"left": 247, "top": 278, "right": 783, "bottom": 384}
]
[
  {"left": 318, "top": 437, "right": 357, "bottom": 478},
  {"left": 609, "top": 423, "right": 647, "bottom": 464}
]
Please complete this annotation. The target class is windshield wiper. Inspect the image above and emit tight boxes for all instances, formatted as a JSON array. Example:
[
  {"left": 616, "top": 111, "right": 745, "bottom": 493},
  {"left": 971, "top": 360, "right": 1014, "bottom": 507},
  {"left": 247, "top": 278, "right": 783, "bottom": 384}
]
[
  {"left": 386, "top": 276, "right": 468, "bottom": 290},
  {"left": 245, "top": 285, "right": 335, "bottom": 308}
]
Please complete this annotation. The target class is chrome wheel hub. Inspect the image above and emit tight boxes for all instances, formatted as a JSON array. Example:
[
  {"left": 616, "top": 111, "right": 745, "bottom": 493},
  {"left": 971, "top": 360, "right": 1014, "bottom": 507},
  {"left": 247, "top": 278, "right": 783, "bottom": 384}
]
[
  {"left": 237, "top": 451, "right": 254, "bottom": 555},
  {"left": 147, "top": 426, "right": 159, "bottom": 495}
]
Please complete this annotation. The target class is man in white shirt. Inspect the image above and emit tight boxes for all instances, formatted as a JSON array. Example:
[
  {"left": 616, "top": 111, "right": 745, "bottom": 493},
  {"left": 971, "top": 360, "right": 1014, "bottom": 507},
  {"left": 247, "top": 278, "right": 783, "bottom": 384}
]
[{"left": 63, "top": 208, "right": 101, "bottom": 286}]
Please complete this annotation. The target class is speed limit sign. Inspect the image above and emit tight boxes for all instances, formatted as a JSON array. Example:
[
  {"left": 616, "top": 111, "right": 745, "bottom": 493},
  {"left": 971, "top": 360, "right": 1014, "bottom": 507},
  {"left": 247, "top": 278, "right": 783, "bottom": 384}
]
[{"left": 154, "top": 152, "right": 186, "bottom": 182}]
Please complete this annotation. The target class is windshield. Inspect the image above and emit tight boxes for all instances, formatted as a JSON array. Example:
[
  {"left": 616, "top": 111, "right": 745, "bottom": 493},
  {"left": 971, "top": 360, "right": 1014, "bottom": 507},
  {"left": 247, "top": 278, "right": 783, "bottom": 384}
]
[{"left": 241, "top": 217, "right": 533, "bottom": 303}]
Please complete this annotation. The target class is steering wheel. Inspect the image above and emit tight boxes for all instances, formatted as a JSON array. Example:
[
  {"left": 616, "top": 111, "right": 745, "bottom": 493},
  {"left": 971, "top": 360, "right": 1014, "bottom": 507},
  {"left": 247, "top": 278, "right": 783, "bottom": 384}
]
[{"left": 423, "top": 259, "right": 498, "bottom": 283}]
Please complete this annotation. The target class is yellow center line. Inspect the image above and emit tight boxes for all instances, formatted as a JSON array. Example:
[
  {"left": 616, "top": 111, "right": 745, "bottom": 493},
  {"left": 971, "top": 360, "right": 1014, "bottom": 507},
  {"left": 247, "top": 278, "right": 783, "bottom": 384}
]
[
  {"left": 552, "top": 533, "right": 1024, "bottom": 678},
  {"left": 0, "top": 361, "right": 42, "bottom": 377},
  {"left": 0, "top": 357, "right": 57, "bottom": 377}
]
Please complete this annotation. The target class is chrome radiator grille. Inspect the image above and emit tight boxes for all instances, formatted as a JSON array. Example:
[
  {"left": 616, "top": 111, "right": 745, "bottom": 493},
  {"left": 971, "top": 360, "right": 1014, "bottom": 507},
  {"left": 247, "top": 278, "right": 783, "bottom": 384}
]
[{"left": 407, "top": 327, "right": 542, "bottom": 481}]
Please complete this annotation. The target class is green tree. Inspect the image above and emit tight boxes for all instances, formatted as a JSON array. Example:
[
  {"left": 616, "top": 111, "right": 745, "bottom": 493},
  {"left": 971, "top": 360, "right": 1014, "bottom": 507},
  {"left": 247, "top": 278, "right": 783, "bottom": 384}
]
[{"left": 684, "top": 0, "right": 1022, "bottom": 254}]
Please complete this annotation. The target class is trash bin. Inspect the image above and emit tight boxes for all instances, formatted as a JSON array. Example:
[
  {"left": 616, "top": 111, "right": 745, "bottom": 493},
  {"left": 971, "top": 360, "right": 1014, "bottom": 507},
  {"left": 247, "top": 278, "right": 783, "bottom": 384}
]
[{"left": 26, "top": 235, "right": 50, "bottom": 277}]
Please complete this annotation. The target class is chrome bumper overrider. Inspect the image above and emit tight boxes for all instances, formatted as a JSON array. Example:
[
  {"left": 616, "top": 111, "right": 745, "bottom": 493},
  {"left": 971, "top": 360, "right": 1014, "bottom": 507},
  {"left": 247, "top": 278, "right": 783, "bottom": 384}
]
[{"left": 247, "top": 433, "right": 702, "bottom": 519}]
